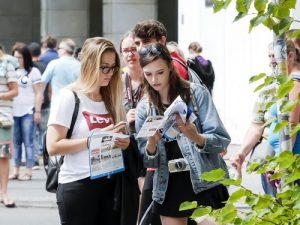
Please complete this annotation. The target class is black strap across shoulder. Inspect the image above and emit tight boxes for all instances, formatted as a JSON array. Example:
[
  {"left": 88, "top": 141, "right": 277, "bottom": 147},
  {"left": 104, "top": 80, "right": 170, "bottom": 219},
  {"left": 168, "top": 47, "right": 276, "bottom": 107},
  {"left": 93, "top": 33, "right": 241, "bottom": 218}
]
[{"left": 58, "top": 91, "right": 80, "bottom": 165}]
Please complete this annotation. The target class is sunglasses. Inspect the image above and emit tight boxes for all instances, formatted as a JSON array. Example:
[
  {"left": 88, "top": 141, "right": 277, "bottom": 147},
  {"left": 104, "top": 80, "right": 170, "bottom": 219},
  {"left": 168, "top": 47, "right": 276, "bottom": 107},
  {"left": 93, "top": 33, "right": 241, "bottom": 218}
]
[
  {"left": 99, "top": 66, "right": 119, "bottom": 74},
  {"left": 138, "top": 45, "right": 163, "bottom": 56}
]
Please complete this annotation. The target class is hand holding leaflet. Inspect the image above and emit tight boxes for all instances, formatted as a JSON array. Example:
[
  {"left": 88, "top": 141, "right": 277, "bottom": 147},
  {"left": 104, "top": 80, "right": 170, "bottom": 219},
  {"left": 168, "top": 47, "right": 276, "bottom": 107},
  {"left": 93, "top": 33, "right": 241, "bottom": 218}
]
[
  {"left": 88, "top": 130, "right": 129, "bottom": 179},
  {"left": 136, "top": 96, "right": 197, "bottom": 139}
]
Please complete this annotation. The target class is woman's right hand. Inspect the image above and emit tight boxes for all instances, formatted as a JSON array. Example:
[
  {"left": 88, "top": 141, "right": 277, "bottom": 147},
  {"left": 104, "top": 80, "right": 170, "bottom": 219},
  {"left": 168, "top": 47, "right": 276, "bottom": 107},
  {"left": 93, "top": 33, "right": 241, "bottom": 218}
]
[
  {"left": 230, "top": 152, "right": 245, "bottom": 170},
  {"left": 146, "top": 131, "right": 161, "bottom": 155},
  {"left": 126, "top": 109, "right": 136, "bottom": 124}
]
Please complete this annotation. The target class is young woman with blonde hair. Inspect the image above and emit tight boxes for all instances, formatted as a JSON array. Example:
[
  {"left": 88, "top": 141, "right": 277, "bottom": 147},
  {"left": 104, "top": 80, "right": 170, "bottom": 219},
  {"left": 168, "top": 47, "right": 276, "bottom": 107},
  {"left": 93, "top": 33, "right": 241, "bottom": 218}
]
[{"left": 46, "top": 37, "right": 130, "bottom": 225}]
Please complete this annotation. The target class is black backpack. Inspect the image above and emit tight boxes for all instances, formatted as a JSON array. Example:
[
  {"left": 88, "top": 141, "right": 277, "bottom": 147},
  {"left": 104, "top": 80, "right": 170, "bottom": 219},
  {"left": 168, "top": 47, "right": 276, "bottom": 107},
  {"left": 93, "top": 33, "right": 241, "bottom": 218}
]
[
  {"left": 43, "top": 91, "right": 80, "bottom": 193},
  {"left": 187, "top": 58, "right": 215, "bottom": 94}
]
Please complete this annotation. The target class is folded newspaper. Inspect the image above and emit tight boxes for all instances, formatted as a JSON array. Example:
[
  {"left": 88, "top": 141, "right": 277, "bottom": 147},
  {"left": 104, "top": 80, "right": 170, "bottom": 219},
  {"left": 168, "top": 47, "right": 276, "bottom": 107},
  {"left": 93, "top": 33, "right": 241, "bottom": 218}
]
[
  {"left": 136, "top": 96, "right": 196, "bottom": 139},
  {"left": 88, "top": 131, "right": 129, "bottom": 179}
]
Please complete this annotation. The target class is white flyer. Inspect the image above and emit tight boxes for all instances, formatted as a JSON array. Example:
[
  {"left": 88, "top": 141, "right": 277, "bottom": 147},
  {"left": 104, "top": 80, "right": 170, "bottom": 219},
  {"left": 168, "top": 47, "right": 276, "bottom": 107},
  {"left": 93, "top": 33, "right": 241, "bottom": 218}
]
[
  {"left": 88, "top": 131, "right": 129, "bottom": 179},
  {"left": 136, "top": 96, "right": 192, "bottom": 139}
]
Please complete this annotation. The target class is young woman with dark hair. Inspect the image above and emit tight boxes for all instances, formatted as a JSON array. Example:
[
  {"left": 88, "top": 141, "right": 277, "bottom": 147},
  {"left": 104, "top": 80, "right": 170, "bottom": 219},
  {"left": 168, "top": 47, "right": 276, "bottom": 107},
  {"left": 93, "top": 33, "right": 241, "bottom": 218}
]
[
  {"left": 10, "top": 46, "right": 43, "bottom": 181},
  {"left": 135, "top": 43, "right": 231, "bottom": 225}
]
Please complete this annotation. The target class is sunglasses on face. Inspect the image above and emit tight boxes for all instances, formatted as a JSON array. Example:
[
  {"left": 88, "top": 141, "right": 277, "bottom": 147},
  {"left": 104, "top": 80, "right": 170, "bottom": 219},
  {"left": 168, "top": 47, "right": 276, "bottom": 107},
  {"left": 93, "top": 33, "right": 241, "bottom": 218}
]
[
  {"left": 99, "top": 66, "right": 119, "bottom": 74},
  {"left": 138, "top": 45, "right": 163, "bottom": 56}
]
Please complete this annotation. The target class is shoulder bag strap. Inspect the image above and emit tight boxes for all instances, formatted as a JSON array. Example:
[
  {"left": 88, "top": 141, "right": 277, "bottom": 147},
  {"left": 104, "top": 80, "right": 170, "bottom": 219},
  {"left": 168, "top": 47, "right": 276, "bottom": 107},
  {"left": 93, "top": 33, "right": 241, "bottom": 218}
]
[{"left": 59, "top": 91, "right": 80, "bottom": 164}]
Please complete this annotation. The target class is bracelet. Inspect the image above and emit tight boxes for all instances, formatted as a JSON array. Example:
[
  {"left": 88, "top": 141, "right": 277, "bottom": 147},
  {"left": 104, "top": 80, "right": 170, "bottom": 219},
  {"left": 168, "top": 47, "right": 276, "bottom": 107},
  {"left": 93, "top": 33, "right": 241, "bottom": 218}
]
[
  {"left": 35, "top": 111, "right": 41, "bottom": 113},
  {"left": 146, "top": 141, "right": 157, "bottom": 155},
  {"left": 87, "top": 136, "right": 91, "bottom": 149}
]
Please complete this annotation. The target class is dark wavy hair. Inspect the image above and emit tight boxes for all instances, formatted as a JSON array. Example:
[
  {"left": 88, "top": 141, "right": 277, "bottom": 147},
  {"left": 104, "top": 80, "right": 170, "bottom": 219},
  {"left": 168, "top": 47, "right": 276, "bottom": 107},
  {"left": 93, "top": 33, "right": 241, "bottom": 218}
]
[
  {"left": 139, "top": 43, "right": 191, "bottom": 114},
  {"left": 13, "top": 47, "right": 33, "bottom": 74},
  {"left": 133, "top": 19, "right": 167, "bottom": 42}
]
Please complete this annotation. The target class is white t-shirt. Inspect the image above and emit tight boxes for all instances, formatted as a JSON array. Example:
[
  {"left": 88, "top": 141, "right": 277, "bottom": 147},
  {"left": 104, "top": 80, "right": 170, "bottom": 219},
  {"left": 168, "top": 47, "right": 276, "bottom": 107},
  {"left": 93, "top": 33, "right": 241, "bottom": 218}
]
[
  {"left": 13, "top": 67, "right": 41, "bottom": 117},
  {"left": 48, "top": 89, "right": 114, "bottom": 184}
]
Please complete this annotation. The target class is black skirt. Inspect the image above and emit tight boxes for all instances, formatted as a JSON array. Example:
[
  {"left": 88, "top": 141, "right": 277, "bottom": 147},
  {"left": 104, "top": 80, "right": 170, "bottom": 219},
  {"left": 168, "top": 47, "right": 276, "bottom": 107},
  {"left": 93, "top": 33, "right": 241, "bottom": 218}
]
[
  {"left": 153, "top": 141, "right": 229, "bottom": 217},
  {"left": 153, "top": 171, "right": 229, "bottom": 217}
]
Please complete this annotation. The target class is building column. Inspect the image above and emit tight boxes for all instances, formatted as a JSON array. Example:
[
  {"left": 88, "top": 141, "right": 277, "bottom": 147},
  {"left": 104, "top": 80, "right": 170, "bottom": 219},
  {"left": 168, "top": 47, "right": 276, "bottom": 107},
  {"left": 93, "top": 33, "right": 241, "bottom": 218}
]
[
  {"left": 41, "top": 0, "right": 88, "bottom": 47},
  {"left": 102, "top": 0, "right": 156, "bottom": 46}
]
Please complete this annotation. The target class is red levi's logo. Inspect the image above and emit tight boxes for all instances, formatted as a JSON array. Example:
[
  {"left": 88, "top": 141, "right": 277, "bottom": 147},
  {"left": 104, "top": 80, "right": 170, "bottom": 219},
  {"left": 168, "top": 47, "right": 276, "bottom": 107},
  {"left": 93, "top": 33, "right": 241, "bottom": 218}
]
[{"left": 82, "top": 111, "right": 113, "bottom": 130}]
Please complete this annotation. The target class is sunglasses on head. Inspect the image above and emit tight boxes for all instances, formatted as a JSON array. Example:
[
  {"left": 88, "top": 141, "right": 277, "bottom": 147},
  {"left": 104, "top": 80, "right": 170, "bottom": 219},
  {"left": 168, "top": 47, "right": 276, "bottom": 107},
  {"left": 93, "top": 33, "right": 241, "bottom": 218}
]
[{"left": 138, "top": 45, "right": 163, "bottom": 56}]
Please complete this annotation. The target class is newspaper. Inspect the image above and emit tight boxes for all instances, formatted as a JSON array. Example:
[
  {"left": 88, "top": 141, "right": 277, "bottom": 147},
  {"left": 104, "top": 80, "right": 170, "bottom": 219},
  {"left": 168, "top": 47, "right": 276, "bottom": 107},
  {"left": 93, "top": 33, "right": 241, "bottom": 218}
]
[
  {"left": 136, "top": 96, "right": 197, "bottom": 139},
  {"left": 88, "top": 131, "right": 129, "bottom": 179}
]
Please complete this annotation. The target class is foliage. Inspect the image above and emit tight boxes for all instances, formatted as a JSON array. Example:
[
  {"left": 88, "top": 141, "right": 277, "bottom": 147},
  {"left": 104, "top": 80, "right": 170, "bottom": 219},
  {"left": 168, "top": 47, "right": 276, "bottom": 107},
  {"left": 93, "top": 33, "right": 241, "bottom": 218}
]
[
  {"left": 180, "top": 152, "right": 300, "bottom": 224},
  {"left": 179, "top": 0, "right": 300, "bottom": 224},
  {"left": 213, "top": 0, "right": 299, "bottom": 37}
]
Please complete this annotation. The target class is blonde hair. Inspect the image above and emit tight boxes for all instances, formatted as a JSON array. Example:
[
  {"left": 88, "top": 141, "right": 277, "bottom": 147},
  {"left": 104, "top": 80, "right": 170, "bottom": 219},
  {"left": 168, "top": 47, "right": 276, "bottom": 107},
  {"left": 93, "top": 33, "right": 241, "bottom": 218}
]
[
  {"left": 188, "top": 41, "right": 202, "bottom": 54},
  {"left": 166, "top": 41, "right": 185, "bottom": 59},
  {"left": 70, "top": 37, "right": 125, "bottom": 124}
]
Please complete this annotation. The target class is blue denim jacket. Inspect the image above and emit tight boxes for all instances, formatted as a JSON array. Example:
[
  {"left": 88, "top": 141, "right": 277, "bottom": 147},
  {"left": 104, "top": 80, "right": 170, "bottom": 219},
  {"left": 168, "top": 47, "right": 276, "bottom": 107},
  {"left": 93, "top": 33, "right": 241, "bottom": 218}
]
[{"left": 135, "top": 83, "right": 231, "bottom": 204}]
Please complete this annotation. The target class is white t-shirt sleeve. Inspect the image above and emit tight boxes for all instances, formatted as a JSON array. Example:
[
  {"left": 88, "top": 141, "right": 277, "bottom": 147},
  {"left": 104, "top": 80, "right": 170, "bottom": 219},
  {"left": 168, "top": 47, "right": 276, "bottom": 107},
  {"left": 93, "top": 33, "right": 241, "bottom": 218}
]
[
  {"left": 29, "top": 67, "right": 42, "bottom": 84},
  {"left": 48, "top": 89, "right": 76, "bottom": 128}
]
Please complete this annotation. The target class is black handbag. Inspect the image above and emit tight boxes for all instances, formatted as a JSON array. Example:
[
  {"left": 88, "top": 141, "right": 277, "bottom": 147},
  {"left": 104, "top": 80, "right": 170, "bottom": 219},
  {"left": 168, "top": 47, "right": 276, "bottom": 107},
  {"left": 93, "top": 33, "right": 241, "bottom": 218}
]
[{"left": 43, "top": 91, "right": 80, "bottom": 193}]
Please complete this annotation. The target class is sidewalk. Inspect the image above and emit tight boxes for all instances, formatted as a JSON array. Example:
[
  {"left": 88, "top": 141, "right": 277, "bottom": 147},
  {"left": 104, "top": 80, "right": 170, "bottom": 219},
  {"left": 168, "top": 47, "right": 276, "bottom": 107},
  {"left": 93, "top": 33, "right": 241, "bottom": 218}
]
[
  {"left": 7, "top": 144, "right": 263, "bottom": 209},
  {"left": 8, "top": 163, "right": 57, "bottom": 208}
]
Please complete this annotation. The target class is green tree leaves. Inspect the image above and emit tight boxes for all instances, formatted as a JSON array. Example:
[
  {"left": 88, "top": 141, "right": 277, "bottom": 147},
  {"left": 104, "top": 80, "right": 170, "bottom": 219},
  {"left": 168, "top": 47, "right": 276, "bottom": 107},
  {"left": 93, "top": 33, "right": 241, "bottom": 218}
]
[{"left": 213, "top": 0, "right": 297, "bottom": 34}]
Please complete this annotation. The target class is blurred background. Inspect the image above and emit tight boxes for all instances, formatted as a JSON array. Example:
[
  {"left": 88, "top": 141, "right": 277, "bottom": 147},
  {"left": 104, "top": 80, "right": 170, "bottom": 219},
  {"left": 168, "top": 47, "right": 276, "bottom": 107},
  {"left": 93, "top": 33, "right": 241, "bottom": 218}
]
[{"left": 0, "top": 0, "right": 299, "bottom": 144}]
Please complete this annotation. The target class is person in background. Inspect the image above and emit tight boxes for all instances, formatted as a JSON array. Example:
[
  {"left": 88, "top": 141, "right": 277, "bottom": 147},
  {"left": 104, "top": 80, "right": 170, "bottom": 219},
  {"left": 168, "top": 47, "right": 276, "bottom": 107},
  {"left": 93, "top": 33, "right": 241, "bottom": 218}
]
[
  {"left": 46, "top": 37, "right": 131, "bottom": 225},
  {"left": 188, "top": 41, "right": 215, "bottom": 94},
  {"left": 133, "top": 19, "right": 188, "bottom": 81},
  {"left": 135, "top": 43, "right": 230, "bottom": 225},
  {"left": 268, "top": 40, "right": 300, "bottom": 155},
  {"left": 120, "top": 31, "right": 144, "bottom": 137},
  {"left": 0, "top": 44, "right": 18, "bottom": 208},
  {"left": 28, "top": 42, "right": 48, "bottom": 169},
  {"left": 10, "top": 46, "right": 43, "bottom": 181},
  {"left": 41, "top": 38, "right": 80, "bottom": 101},
  {"left": 231, "top": 42, "right": 278, "bottom": 197},
  {"left": 120, "top": 30, "right": 145, "bottom": 223},
  {"left": 39, "top": 36, "right": 59, "bottom": 65},
  {"left": 166, "top": 41, "right": 185, "bottom": 60}
]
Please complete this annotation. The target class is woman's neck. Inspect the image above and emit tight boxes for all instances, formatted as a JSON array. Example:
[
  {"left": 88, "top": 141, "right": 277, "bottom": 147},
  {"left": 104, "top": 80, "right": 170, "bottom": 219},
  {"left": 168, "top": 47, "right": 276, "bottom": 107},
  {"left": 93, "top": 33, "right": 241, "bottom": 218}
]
[
  {"left": 128, "top": 67, "right": 142, "bottom": 82},
  {"left": 159, "top": 86, "right": 170, "bottom": 105},
  {"left": 87, "top": 90, "right": 102, "bottom": 102}
]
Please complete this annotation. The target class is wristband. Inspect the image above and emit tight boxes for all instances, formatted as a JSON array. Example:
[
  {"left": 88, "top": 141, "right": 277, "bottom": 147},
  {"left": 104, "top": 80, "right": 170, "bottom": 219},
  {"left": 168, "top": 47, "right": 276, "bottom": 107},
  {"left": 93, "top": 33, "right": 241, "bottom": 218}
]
[{"left": 87, "top": 136, "right": 91, "bottom": 149}]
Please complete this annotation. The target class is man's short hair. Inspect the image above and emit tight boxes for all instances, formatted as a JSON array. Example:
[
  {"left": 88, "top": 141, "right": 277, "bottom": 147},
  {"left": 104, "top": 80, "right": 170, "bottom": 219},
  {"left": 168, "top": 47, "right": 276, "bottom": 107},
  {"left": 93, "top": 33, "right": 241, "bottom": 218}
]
[
  {"left": 28, "top": 42, "right": 41, "bottom": 57},
  {"left": 133, "top": 19, "right": 167, "bottom": 41},
  {"left": 44, "top": 36, "right": 57, "bottom": 49}
]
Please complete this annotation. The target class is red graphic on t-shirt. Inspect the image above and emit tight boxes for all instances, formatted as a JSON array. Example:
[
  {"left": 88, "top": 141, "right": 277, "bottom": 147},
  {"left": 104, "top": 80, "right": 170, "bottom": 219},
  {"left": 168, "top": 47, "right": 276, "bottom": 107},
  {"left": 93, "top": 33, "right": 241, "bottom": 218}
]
[{"left": 82, "top": 111, "right": 113, "bottom": 130}]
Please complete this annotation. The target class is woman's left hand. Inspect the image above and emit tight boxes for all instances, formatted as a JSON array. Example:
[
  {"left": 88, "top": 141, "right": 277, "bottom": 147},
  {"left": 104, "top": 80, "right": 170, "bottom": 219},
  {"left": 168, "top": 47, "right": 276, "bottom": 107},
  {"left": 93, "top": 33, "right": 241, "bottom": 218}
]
[
  {"left": 175, "top": 114, "right": 200, "bottom": 143},
  {"left": 34, "top": 112, "right": 41, "bottom": 124},
  {"left": 115, "top": 137, "right": 130, "bottom": 150}
]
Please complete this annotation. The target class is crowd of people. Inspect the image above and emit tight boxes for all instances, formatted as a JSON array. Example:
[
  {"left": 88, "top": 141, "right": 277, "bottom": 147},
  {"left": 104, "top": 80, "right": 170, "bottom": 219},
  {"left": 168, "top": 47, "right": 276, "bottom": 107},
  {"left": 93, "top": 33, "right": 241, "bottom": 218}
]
[{"left": 0, "top": 19, "right": 299, "bottom": 225}]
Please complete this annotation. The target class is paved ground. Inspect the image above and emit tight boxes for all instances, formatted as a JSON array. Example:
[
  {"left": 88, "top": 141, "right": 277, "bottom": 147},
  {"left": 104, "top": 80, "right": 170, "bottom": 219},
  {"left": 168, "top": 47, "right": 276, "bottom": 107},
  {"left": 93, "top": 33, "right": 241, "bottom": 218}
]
[
  {"left": 4, "top": 144, "right": 264, "bottom": 209},
  {"left": 0, "top": 144, "right": 265, "bottom": 225}
]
